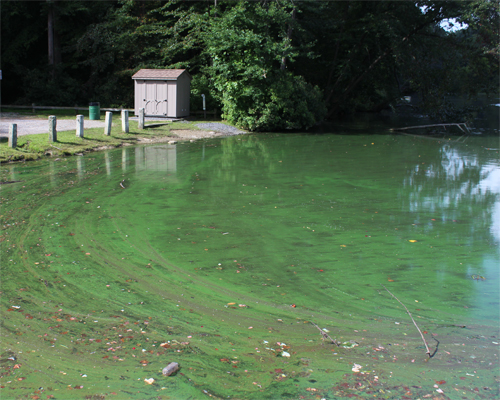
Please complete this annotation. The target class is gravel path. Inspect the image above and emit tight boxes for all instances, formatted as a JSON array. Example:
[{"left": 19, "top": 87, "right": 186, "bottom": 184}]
[
  {"left": 196, "top": 122, "right": 244, "bottom": 135},
  {"left": 0, "top": 115, "right": 107, "bottom": 137},
  {"left": 0, "top": 113, "right": 245, "bottom": 137}
]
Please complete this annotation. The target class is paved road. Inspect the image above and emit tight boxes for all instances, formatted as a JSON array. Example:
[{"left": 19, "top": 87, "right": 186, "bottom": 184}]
[
  {"left": 0, "top": 114, "right": 107, "bottom": 137},
  {"left": 0, "top": 113, "right": 181, "bottom": 137},
  {"left": 0, "top": 113, "right": 244, "bottom": 138}
]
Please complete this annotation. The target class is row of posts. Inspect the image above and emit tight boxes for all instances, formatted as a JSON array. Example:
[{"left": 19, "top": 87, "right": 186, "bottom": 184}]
[{"left": 8, "top": 108, "right": 146, "bottom": 148}]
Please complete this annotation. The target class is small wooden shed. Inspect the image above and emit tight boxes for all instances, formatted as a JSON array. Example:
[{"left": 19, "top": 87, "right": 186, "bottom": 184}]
[{"left": 132, "top": 69, "right": 191, "bottom": 117}]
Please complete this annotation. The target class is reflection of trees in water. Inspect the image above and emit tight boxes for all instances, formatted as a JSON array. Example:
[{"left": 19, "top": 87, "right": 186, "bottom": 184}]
[
  {"left": 210, "top": 135, "right": 273, "bottom": 183},
  {"left": 402, "top": 143, "right": 499, "bottom": 242}
]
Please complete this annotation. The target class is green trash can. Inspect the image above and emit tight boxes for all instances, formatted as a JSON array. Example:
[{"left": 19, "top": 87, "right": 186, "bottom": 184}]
[{"left": 89, "top": 102, "right": 100, "bottom": 120}]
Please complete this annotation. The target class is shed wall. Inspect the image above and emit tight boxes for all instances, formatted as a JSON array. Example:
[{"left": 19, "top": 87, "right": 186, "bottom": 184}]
[
  {"left": 176, "top": 74, "right": 191, "bottom": 117},
  {"left": 133, "top": 69, "right": 191, "bottom": 117},
  {"left": 134, "top": 80, "right": 145, "bottom": 115},
  {"left": 167, "top": 82, "right": 176, "bottom": 117}
]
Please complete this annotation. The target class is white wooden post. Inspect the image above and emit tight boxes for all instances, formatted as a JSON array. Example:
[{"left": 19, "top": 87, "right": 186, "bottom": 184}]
[
  {"left": 138, "top": 108, "right": 145, "bottom": 129},
  {"left": 8, "top": 124, "right": 17, "bottom": 148},
  {"left": 121, "top": 110, "right": 129, "bottom": 133},
  {"left": 104, "top": 111, "right": 112, "bottom": 136},
  {"left": 48, "top": 116, "right": 57, "bottom": 142},
  {"left": 76, "top": 115, "right": 84, "bottom": 138}
]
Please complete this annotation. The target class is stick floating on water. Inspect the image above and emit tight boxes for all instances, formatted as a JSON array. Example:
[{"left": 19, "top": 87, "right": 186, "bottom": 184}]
[
  {"left": 382, "top": 284, "right": 432, "bottom": 357},
  {"left": 311, "top": 322, "right": 339, "bottom": 346},
  {"left": 390, "top": 123, "right": 470, "bottom": 132}
]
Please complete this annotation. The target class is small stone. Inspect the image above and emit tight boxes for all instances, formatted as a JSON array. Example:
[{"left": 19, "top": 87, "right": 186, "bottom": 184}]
[
  {"left": 162, "top": 362, "right": 180, "bottom": 376},
  {"left": 352, "top": 363, "right": 362, "bottom": 372}
]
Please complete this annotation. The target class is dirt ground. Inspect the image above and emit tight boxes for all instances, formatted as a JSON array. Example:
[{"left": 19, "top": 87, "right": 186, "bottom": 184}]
[{"left": 145, "top": 129, "right": 233, "bottom": 142}]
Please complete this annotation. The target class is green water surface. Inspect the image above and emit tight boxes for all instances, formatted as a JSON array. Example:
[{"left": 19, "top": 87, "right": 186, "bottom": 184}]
[{"left": 1, "top": 130, "right": 499, "bottom": 399}]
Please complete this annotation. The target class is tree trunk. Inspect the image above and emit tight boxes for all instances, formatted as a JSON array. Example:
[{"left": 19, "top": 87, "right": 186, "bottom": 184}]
[
  {"left": 281, "top": 7, "right": 296, "bottom": 70},
  {"left": 48, "top": 0, "right": 55, "bottom": 66},
  {"left": 47, "top": 0, "right": 61, "bottom": 78}
]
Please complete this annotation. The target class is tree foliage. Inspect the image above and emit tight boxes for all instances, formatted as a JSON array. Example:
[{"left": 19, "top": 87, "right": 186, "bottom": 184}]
[
  {"left": 204, "top": 1, "right": 325, "bottom": 131},
  {"left": 1, "top": 0, "right": 498, "bottom": 130}
]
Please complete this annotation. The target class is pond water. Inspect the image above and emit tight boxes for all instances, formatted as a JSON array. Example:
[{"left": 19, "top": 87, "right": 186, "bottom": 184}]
[{"left": 1, "top": 117, "right": 499, "bottom": 399}]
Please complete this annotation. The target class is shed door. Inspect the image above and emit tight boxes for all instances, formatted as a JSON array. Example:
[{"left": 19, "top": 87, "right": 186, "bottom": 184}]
[
  {"left": 144, "top": 81, "right": 168, "bottom": 116},
  {"left": 167, "top": 82, "right": 176, "bottom": 117}
]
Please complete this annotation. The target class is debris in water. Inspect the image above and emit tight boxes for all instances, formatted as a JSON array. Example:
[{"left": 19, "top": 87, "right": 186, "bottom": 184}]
[{"left": 162, "top": 362, "right": 180, "bottom": 376}]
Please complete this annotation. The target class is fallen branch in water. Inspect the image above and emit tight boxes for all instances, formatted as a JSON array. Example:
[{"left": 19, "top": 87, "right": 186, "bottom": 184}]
[
  {"left": 390, "top": 123, "right": 470, "bottom": 133},
  {"left": 311, "top": 322, "right": 339, "bottom": 346},
  {"left": 382, "top": 285, "right": 432, "bottom": 357},
  {"left": 0, "top": 180, "right": 22, "bottom": 185},
  {"left": 119, "top": 179, "right": 126, "bottom": 189}
]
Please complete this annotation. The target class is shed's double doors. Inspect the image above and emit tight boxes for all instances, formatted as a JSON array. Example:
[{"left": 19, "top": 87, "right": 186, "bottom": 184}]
[{"left": 142, "top": 81, "right": 176, "bottom": 116}]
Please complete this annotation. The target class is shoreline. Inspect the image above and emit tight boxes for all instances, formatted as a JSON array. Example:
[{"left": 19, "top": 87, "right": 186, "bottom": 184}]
[{"left": 0, "top": 117, "right": 247, "bottom": 164}]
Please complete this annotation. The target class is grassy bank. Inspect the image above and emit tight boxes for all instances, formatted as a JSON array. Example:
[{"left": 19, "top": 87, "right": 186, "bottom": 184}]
[{"left": 0, "top": 114, "right": 228, "bottom": 163}]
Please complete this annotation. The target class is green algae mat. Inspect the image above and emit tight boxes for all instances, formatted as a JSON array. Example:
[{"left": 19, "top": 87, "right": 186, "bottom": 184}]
[{"left": 1, "top": 133, "right": 499, "bottom": 400}]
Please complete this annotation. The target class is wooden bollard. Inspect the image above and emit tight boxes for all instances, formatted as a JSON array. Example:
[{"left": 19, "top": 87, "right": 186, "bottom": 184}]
[
  {"left": 138, "top": 108, "right": 145, "bottom": 129},
  {"left": 76, "top": 115, "right": 84, "bottom": 138},
  {"left": 8, "top": 124, "right": 17, "bottom": 148},
  {"left": 104, "top": 111, "right": 112, "bottom": 136},
  {"left": 48, "top": 116, "right": 57, "bottom": 142},
  {"left": 121, "top": 110, "right": 129, "bottom": 133}
]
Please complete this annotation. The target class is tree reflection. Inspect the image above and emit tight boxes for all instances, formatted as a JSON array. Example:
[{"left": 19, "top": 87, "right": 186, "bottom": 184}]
[{"left": 402, "top": 143, "right": 499, "bottom": 243}]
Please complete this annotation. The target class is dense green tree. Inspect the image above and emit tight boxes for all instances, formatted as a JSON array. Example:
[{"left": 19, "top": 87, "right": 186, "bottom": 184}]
[
  {"left": 1, "top": 1, "right": 117, "bottom": 105},
  {"left": 203, "top": 1, "right": 325, "bottom": 131},
  {"left": 75, "top": 0, "right": 214, "bottom": 106},
  {"left": 293, "top": 1, "right": 483, "bottom": 117}
]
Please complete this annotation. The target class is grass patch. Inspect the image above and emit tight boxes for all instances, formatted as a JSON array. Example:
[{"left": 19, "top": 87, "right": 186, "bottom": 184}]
[{"left": 0, "top": 117, "right": 218, "bottom": 163}]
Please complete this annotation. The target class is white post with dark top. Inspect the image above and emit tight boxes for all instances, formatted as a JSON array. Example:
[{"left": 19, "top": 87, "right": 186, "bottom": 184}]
[
  {"left": 8, "top": 124, "right": 17, "bottom": 148},
  {"left": 76, "top": 115, "right": 84, "bottom": 138},
  {"left": 104, "top": 111, "right": 112, "bottom": 136},
  {"left": 48, "top": 116, "right": 57, "bottom": 142},
  {"left": 138, "top": 108, "right": 145, "bottom": 129},
  {"left": 121, "top": 110, "right": 129, "bottom": 133}
]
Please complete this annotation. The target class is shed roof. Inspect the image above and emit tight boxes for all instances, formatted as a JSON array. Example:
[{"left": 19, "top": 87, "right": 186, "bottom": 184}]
[{"left": 132, "top": 69, "right": 191, "bottom": 80}]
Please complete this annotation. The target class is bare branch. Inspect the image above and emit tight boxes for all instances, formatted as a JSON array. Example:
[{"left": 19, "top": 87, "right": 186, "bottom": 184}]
[
  {"left": 311, "top": 322, "right": 339, "bottom": 346},
  {"left": 382, "top": 285, "right": 432, "bottom": 357}
]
